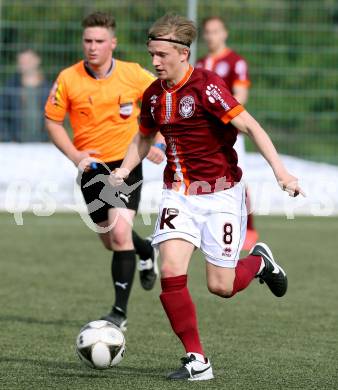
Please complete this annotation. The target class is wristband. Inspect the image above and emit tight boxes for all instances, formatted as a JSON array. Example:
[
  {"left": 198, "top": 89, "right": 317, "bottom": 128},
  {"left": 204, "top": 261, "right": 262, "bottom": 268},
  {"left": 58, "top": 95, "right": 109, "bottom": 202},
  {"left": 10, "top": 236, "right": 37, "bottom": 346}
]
[{"left": 154, "top": 142, "right": 166, "bottom": 152}]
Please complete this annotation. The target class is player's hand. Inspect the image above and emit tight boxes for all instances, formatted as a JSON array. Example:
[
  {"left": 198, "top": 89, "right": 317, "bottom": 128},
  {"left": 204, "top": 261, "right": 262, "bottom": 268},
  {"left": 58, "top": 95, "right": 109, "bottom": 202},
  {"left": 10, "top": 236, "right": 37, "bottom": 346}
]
[
  {"left": 73, "top": 150, "right": 101, "bottom": 172},
  {"left": 277, "top": 172, "right": 306, "bottom": 197},
  {"left": 146, "top": 145, "right": 165, "bottom": 164},
  {"left": 108, "top": 168, "right": 130, "bottom": 187}
]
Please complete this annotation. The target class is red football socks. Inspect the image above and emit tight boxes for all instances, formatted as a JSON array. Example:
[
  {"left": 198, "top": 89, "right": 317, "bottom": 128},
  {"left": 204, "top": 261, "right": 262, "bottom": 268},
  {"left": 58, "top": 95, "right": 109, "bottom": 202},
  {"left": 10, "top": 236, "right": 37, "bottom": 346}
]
[
  {"left": 160, "top": 275, "right": 205, "bottom": 357},
  {"left": 159, "top": 256, "right": 261, "bottom": 354},
  {"left": 230, "top": 255, "right": 262, "bottom": 297}
]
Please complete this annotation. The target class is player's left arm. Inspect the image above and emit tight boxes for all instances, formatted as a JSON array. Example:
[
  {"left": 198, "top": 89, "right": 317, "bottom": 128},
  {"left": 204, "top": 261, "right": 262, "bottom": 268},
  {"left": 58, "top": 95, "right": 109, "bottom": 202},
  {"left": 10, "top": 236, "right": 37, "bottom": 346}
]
[{"left": 231, "top": 110, "right": 305, "bottom": 197}]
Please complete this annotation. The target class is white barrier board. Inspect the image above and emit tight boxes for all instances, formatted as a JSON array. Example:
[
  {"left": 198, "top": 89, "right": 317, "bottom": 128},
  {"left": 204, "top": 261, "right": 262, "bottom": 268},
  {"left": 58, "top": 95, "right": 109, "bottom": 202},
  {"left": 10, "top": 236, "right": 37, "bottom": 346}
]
[{"left": 1, "top": 143, "right": 337, "bottom": 224}]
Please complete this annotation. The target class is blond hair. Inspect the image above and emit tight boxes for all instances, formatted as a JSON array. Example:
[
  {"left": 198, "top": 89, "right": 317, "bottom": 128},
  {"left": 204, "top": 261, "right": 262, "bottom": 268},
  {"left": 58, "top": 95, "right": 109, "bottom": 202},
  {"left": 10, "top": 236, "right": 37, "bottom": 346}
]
[{"left": 148, "top": 13, "right": 197, "bottom": 50}]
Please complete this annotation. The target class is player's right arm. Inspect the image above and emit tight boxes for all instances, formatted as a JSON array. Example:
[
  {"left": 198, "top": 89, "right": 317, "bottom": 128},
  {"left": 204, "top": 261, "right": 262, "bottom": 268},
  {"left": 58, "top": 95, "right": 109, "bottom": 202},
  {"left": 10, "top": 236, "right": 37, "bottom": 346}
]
[
  {"left": 109, "top": 131, "right": 155, "bottom": 186},
  {"left": 146, "top": 131, "right": 166, "bottom": 164},
  {"left": 44, "top": 75, "right": 99, "bottom": 171}
]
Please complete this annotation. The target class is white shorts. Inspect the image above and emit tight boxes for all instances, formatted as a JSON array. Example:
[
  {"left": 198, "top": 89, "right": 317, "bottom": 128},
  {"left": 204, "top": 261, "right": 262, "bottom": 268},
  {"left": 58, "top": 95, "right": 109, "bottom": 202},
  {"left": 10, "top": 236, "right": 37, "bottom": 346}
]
[{"left": 152, "top": 183, "right": 247, "bottom": 268}]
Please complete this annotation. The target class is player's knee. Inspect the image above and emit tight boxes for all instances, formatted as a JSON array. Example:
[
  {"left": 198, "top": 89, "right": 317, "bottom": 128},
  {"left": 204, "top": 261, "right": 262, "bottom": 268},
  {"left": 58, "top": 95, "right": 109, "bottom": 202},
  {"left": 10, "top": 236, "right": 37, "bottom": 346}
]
[
  {"left": 161, "top": 261, "right": 183, "bottom": 279},
  {"left": 110, "top": 228, "right": 132, "bottom": 249},
  {"left": 207, "top": 281, "right": 234, "bottom": 298}
]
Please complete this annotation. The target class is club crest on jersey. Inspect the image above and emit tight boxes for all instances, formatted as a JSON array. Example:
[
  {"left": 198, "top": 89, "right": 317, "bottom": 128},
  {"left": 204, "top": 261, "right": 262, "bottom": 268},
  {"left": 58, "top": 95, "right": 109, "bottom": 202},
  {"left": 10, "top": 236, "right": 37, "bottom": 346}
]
[
  {"left": 119, "top": 102, "right": 133, "bottom": 119},
  {"left": 179, "top": 95, "right": 195, "bottom": 118},
  {"left": 205, "top": 84, "right": 230, "bottom": 110}
]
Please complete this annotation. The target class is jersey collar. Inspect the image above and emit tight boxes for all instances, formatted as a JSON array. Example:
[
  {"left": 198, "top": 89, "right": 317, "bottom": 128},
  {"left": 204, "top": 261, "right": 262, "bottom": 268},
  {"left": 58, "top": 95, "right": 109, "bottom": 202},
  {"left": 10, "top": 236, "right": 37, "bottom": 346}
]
[
  {"left": 84, "top": 58, "right": 115, "bottom": 79},
  {"left": 161, "top": 64, "right": 194, "bottom": 94}
]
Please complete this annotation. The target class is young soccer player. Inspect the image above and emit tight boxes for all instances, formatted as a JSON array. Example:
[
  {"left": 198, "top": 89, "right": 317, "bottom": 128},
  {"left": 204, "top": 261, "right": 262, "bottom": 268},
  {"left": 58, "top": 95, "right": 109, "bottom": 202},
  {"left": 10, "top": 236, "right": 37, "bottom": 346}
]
[
  {"left": 196, "top": 16, "right": 258, "bottom": 250},
  {"left": 109, "top": 14, "right": 304, "bottom": 380},
  {"left": 45, "top": 12, "right": 165, "bottom": 331}
]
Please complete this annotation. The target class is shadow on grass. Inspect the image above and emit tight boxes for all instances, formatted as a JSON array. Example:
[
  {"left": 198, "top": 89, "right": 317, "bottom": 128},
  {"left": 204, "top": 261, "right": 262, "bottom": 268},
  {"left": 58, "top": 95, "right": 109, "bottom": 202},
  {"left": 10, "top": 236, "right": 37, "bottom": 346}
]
[
  {"left": 50, "top": 365, "right": 165, "bottom": 380},
  {"left": 0, "top": 314, "right": 83, "bottom": 327},
  {"left": 0, "top": 356, "right": 165, "bottom": 380},
  {"left": 0, "top": 357, "right": 80, "bottom": 370}
]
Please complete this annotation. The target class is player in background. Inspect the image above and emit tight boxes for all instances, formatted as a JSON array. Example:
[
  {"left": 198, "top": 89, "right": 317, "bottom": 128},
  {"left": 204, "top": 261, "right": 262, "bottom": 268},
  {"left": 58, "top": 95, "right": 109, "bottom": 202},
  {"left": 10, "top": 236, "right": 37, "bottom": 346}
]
[
  {"left": 45, "top": 12, "right": 165, "bottom": 331},
  {"left": 196, "top": 16, "right": 258, "bottom": 250},
  {"left": 109, "top": 14, "right": 304, "bottom": 380}
]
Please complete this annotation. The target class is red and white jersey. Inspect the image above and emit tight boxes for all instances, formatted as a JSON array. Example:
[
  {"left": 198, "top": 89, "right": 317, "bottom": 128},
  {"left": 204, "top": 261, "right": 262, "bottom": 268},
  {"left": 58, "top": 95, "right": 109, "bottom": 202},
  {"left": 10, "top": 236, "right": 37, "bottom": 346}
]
[
  {"left": 196, "top": 48, "right": 250, "bottom": 92},
  {"left": 140, "top": 66, "right": 244, "bottom": 195}
]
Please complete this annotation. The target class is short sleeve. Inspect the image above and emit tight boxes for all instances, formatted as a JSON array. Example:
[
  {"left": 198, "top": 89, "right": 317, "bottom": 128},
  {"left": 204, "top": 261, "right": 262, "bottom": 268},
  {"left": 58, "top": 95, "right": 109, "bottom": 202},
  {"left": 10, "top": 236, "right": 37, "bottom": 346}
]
[
  {"left": 233, "top": 58, "right": 251, "bottom": 87},
  {"left": 139, "top": 88, "right": 157, "bottom": 136},
  {"left": 202, "top": 73, "right": 244, "bottom": 124},
  {"left": 44, "top": 73, "right": 69, "bottom": 122},
  {"left": 136, "top": 65, "right": 156, "bottom": 99}
]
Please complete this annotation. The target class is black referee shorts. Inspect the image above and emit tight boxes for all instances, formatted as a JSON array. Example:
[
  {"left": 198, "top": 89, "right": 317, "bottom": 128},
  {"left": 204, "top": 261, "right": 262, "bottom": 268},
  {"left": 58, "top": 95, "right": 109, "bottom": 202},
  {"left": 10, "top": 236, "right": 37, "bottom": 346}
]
[{"left": 79, "top": 160, "right": 143, "bottom": 224}]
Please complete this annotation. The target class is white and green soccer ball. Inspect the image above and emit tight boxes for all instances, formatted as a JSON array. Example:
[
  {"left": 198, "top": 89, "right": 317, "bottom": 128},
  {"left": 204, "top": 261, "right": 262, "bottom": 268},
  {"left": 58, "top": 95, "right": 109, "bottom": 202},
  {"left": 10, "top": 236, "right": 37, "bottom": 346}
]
[{"left": 76, "top": 320, "right": 125, "bottom": 369}]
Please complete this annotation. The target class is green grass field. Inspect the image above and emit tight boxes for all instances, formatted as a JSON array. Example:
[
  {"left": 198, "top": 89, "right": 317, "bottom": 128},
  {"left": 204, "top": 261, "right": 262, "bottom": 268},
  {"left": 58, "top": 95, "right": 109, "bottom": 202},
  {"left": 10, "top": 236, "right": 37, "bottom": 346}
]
[{"left": 0, "top": 213, "right": 337, "bottom": 389}]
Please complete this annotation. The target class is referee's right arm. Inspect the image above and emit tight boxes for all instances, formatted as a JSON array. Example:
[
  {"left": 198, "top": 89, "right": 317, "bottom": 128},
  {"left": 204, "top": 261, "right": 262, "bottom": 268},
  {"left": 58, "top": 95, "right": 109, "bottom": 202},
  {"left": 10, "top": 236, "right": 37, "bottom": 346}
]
[{"left": 45, "top": 117, "right": 100, "bottom": 172}]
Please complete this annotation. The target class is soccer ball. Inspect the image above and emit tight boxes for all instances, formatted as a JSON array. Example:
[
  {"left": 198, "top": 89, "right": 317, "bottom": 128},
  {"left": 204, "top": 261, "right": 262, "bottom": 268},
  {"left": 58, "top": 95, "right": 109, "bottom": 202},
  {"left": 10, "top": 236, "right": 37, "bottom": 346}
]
[{"left": 76, "top": 320, "right": 125, "bottom": 369}]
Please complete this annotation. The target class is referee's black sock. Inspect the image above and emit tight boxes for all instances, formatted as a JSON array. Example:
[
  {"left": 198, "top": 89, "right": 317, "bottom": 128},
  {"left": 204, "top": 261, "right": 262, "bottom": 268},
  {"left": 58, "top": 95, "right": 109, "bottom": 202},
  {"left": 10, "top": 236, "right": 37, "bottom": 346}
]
[
  {"left": 111, "top": 250, "right": 136, "bottom": 314},
  {"left": 132, "top": 230, "right": 153, "bottom": 260}
]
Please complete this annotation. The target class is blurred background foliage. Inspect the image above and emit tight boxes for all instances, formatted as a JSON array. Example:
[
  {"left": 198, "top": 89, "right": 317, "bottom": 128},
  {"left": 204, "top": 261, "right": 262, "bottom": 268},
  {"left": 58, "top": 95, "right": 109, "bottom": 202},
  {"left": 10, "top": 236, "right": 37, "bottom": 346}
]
[{"left": 0, "top": 0, "right": 337, "bottom": 163}]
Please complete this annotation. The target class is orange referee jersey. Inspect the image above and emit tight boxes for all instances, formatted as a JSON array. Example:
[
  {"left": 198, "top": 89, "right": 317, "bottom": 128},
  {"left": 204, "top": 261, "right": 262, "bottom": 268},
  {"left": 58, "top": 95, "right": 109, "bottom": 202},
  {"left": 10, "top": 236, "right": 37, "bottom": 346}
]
[{"left": 45, "top": 59, "right": 155, "bottom": 162}]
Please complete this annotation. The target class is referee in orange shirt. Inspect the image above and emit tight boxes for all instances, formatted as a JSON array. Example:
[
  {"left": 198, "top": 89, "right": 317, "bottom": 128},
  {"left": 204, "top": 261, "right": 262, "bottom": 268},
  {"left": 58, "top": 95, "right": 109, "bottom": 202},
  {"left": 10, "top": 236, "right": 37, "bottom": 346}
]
[{"left": 45, "top": 12, "right": 165, "bottom": 331}]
